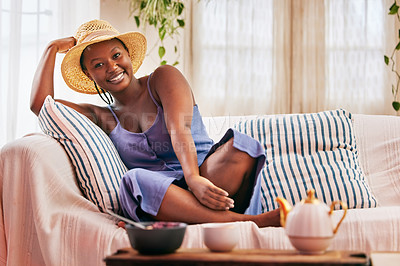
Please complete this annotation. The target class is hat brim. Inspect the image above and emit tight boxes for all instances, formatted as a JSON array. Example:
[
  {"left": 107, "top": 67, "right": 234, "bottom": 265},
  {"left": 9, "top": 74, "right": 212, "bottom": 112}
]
[{"left": 61, "top": 32, "right": 147, "bottom": 94}]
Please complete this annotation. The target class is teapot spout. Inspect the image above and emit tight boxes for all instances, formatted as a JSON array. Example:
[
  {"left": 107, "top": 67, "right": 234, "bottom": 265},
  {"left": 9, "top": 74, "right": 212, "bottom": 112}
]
[{"left": 275, "top": 197, "right": 292, "bottom": 227}]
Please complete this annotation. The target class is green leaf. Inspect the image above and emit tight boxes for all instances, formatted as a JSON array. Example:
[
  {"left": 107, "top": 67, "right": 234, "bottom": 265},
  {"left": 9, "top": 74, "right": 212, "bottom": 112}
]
[
  {"left": 177, "top": 19, "right": 185, "bottom": 27},
  {"left": 395, "top": 41, "right": 400, "bottom": 50},
  {"left": 161, "top": 60, "right": 167, "bottom": 65},
  {"left": 172, "top": 61, "right": 179, "bottom": 66},
  {"left": 158, "top": 46, "right": 166, "bottom": 59},
  {"left": 389, "top": 3, "right": 399, "bottom": 14},
  {"left": 384, "top": 55, "right": 390, "bottom": 65},
  {"left": 392, "top": 101, "right": 400, "bottom": 111},
  {"left": 159, "top": 27, "right": 166, "bottom": 41},
  {"left": 134, "top": 16, "right": 140, "bottom": 28},
  {"left": 177, "top": 2, "right": 184, "bottom": 15},
  {"left": 140, "top": 1, "right": 146, "bottom": 10},
  {"left": 174, "top": 46, "right": 177, "bottom": 53}
]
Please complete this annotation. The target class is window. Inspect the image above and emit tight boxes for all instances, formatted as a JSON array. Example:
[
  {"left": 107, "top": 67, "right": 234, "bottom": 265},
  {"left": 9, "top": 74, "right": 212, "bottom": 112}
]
[
  {"left": 190, "top": 0, "right": 392, "bottom": 116},
  {"left": 0, "top": 0, "right": 100, "bottom": 147}
]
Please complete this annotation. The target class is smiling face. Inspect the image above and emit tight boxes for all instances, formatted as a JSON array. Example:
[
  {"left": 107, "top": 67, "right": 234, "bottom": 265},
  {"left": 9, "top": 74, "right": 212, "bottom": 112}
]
[{"left": 80, "top": 38, "right": 133, "bottom": 93}]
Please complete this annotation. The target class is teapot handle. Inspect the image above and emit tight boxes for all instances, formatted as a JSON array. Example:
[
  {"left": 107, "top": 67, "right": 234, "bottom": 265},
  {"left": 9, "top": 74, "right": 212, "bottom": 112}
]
[{"left": 329, "top": 201, "right": 348, "bottom": 234}]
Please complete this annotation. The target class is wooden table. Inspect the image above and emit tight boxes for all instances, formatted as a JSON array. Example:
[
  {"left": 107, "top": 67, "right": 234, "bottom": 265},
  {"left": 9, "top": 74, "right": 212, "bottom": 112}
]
[{"left": 104, "top": 248, "right": 369, "bottom": 266}]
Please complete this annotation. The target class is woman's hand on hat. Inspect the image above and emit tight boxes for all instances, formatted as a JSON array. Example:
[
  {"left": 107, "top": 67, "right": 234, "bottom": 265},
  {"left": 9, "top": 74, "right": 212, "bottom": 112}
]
[
  {"left": 49, "top": 37, "right": 77, "bottom": 54},
  {"left": 187, "top": 175, "right": 234, "bottom": 211}
]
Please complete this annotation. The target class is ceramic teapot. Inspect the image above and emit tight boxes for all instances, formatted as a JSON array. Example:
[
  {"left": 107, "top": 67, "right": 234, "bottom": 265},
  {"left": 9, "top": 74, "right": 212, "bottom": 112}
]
[{"left": 276, "top": 189, "right": 347, "bottom": 254}]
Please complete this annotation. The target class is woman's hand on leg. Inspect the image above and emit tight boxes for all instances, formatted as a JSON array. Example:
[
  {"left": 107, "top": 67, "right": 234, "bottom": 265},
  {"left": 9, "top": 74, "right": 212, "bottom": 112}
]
[{"left": 186, "top": 175, "right": 235, "bottom": 211}]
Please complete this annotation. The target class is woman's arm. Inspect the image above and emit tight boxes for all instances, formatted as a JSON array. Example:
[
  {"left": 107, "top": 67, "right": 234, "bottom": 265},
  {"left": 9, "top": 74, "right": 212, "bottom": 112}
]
[
  {"left": 151, "top": 65, "right": 234, "bottom": 211},
  {"left": 30, "top": 37, "right": 97, "bottom": 121}
]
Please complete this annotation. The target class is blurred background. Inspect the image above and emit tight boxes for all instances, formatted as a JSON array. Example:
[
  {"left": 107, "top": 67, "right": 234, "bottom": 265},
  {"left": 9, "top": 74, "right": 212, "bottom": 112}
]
[{"left": 1, "top": 0, "right": 397, "bottom": 147}]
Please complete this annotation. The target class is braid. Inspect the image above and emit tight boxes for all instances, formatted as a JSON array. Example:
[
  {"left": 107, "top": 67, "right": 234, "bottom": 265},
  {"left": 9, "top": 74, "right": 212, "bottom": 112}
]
[{"left": 94, "top": 82, "right": 114, "bottom": 105}]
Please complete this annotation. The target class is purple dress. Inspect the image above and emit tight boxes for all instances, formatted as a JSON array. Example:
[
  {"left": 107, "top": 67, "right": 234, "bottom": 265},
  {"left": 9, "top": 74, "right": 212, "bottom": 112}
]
[{"left": 107, "top": 75, "right": 266, "bottom": 221}]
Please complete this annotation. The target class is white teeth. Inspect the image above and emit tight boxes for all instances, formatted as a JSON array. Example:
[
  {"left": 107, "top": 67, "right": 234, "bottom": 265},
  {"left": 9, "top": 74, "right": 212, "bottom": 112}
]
[{"left": 109, "top": 72, "right": 124, "bottom": 83}]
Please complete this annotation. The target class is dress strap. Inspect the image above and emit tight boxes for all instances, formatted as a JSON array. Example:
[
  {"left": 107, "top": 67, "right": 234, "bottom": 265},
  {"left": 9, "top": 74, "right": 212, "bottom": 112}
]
[
  {"left": 107, "top": 105, "right": 120, "bottom": 123},
  {"left": 147, "top": 73, "right": 160, "bottom": 107}
]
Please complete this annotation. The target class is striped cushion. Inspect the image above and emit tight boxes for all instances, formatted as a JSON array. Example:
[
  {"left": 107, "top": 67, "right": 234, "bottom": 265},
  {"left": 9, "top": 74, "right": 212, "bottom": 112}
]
[
  {"left": 38, "top": 96, "right": 127, "bottom": 213},
  {"left": 235, "top": 109, "right": 378, "bottom": 212}
]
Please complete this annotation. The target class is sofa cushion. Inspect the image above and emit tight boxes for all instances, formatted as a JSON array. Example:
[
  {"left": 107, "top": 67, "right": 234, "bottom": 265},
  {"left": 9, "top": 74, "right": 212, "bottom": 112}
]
[
  {"left": 235, "top": 109, "right": 378, "bottom": 212},
  {"left": 353, "top": 114, "right": 400, "bottom": 206},
  {"left": 38, "top": 96, "right": 127, "bottom": 213}
]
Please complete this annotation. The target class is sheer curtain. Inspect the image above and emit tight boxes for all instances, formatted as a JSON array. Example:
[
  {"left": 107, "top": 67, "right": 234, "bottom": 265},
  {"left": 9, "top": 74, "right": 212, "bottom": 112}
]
[
  {"left": 189, "top": 0, "right": 395, "bottom": 116},
  {"left": 0, "top": 0, "right": 100, "bottom": 147},
  {"left": 191, "top": 0, "right": 276, "bottom": 116},
  {"left": 324, "top": 0, "right": 392, "bottom": 114}
]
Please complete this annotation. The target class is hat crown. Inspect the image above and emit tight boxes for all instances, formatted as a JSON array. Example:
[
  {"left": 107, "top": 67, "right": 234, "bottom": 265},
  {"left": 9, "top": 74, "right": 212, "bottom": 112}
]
[{"left": 74, "top": 19, "right": 120, "bottom": 45}]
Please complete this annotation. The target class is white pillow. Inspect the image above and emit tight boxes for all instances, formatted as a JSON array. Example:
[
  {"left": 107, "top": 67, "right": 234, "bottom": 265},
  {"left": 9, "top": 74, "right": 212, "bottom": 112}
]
[
  {"left": 235, "top": 109, "right": 378, "bottom": 212},
  {"left": 353, "top": 114, "right": 400, "bottom": 206},
  {"left": 38, "top": 96, "right": 127, "bottom": 213}
]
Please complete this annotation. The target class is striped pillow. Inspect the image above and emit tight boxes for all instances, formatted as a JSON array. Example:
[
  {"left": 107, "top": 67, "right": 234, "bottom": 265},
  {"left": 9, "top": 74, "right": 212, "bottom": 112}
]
[
  {"left": 38, "top": 96, "right": 127, "bottom": 213},
  {"left": 235, "top": 109, "right": 378, "bottom": 212}
]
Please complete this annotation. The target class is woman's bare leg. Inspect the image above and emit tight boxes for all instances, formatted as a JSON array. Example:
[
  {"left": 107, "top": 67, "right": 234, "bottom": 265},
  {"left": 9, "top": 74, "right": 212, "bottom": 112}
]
[
  {"left": 200, "top": 138, "right": 258, "bottom": 213},
  {"left": 153, "top": 135, "right": 282, "bottom": 227},
  {"left": 154, "top": 184, "right": 280, "bottom": 227}
]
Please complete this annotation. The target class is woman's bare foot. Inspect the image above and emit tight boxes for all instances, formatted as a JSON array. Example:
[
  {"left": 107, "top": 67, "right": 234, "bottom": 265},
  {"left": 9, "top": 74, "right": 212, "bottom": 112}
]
[{"left": 254, "top": 208, "right": 282, "bottom": 227}]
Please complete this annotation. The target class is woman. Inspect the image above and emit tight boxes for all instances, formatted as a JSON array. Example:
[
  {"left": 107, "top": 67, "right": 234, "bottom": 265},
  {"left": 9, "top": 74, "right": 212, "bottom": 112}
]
[{"left": 30, "top": 20, "right": 280, "bottom": 227}]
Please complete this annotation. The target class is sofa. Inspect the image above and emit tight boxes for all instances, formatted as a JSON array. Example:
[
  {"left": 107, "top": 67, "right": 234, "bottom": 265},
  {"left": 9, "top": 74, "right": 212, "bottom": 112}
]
[{"left": 1, "top": 107, "right": 400, "bottom": 266}]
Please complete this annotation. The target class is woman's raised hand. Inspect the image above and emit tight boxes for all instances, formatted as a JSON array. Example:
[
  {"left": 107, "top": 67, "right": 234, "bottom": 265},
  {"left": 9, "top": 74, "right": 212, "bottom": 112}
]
[
  {"left": 50, "top": 36, "right": 77, "bottom": 54},
  {"left": 187, "top": 175, "right": 235, "bottom": 211}
]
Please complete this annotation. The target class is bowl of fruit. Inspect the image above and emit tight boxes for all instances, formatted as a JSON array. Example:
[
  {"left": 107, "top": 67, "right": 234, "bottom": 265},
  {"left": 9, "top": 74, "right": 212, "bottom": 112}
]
[{"left": 125, "top": 221, "right": 187, "bottom": 254}]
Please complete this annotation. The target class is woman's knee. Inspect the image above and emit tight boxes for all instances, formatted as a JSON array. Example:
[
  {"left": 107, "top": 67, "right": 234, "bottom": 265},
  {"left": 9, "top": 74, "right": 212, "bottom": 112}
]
[
  {"left": 225, "top": 142, "right": 257, "bottom": 171},
  {"left": 201, "top": 137, "right": 257, "bottom": 175},
  {"left": 212, "top": 138, "right": 255, "bottom": 164},
  {"left": 200, "top": 138, "right": 257, "bottom": 194}
]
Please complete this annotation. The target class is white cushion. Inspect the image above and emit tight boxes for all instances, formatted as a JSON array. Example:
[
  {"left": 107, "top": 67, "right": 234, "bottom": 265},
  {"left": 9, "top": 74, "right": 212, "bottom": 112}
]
[
  {"left": 353, "top": 114, "right": 400, "bottom": 206},
  {"left": 235, "top": 109, "right": 378, "bottom": 212},
  {"left": 38, "top": 96, "right": 127, "bottom": 213}
]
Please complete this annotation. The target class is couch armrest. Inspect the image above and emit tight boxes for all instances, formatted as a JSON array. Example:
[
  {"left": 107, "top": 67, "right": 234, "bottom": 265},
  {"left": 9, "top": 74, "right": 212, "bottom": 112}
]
[
  {"left": 0, "top": 133, "right": 129, "bottom": 265},
  {"left": 0, "top": 134, "right": 78, "bottom": 265},
  {"left": 1, "top": 133, "right": 78, "bottom": 189}
]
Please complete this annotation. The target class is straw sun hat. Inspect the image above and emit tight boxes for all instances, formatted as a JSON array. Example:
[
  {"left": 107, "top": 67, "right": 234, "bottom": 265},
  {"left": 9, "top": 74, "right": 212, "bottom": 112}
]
[{"left": 61, "top": 19, "right": 147, "bottom": 94}]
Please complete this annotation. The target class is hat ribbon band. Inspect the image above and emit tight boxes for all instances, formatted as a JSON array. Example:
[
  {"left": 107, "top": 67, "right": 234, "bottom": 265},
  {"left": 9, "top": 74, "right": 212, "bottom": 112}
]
[{"left": 80, "top": 30, "right": 119, "bottom": 44}]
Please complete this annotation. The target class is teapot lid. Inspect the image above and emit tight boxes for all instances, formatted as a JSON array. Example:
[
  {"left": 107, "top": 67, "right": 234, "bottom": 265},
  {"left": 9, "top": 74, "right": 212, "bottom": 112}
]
[{"left": 304, "top": 189, "right": 319, "bottom": 204}]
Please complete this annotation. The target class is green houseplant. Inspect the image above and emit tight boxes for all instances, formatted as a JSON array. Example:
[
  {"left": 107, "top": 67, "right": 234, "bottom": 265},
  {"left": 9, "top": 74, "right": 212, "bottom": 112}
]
[
  {"left": 126, "top": 0, "right": 186, "bottom": 66},
  {"left": 384, "top": 0, "right": 400, "bottom": 111}
]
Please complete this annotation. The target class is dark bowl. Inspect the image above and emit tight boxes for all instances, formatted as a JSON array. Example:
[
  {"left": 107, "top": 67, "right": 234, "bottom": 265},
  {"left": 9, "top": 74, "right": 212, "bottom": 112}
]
[{"left": 125, "top": 222, "right": 187, "bottom": 254}]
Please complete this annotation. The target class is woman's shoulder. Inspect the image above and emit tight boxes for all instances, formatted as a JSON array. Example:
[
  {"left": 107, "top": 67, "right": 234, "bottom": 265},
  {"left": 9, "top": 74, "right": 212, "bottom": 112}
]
[
  {"left": 151, "top": 65, "right": 184, "bottom": 81},
  {"left": 136, "top": 65, "right": 181, "bottom": 91},
  {"left": 150, "top": 65, "right": 189, "bottom": 91},
  {"left": 145, "top": 65, "right": 189, "bottom": 102}
]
